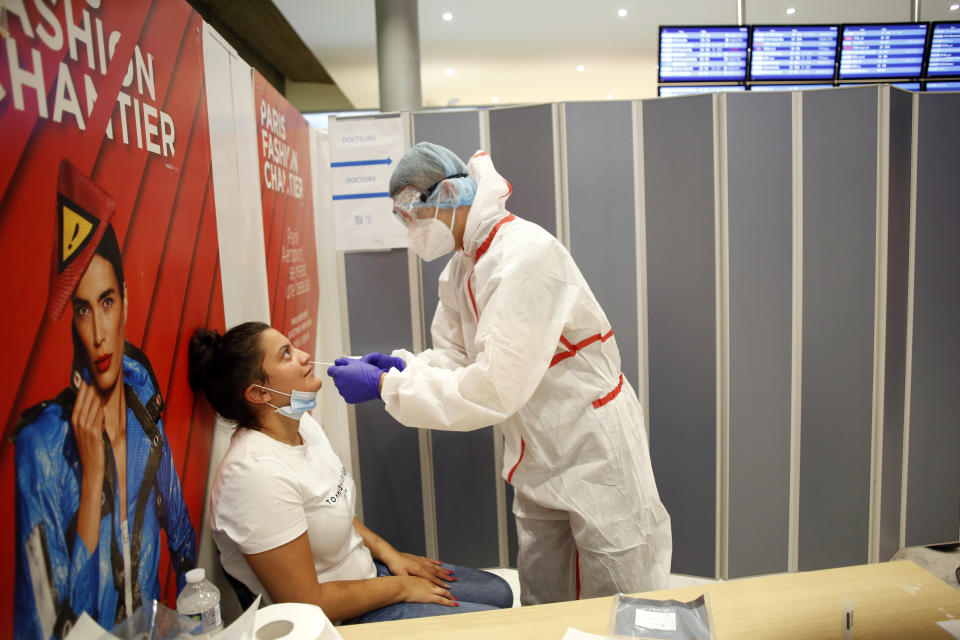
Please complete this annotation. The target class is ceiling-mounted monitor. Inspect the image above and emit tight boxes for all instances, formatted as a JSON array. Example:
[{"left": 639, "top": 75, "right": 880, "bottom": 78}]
[
  {"left": 925, "top": 22, "right": 960, "bottom": 78},
  {"left": 839, "top": 23, "right": 929, "bottom": 79},
  {"left": 837, "top": 81, "right": 922, "bottom": 90},
  {"left": 750, "top": 25, "right": 839, "bottom": 81},
  {"left": 925, "top": 80, "right": 960, "bottom": 91},
  {"left": 658, "top": 85, "right": 746, "bottom": 97},
  {"left": 659, "top": 26, "right": 749, "bottom": 82},
  {"left": 748, "top": 84, "right": 834, "bottom": 92}
]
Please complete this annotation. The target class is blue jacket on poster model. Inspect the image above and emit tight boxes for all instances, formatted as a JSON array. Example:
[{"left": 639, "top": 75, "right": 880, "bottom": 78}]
[{"left": 14, "top": 344, "right": 197, "bottom": 639}]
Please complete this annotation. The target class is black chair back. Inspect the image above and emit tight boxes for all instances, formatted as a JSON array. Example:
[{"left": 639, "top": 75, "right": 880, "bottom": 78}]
[{"left": 223, "top": 569, "right": 258, "bottom": 612}]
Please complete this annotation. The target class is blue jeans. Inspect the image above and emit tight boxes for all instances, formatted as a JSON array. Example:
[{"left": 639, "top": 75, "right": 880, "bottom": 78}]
[{"left": 341, "top": 561, "right": 513, "bottom": 624}]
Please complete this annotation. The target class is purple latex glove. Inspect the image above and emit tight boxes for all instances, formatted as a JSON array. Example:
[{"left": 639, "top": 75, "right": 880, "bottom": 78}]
[
  {"left": 327, "top": 357, "right": 383, "bottom": 404},
  {"left": 361, "top": 351, "right": 406, "bottom": 372}
]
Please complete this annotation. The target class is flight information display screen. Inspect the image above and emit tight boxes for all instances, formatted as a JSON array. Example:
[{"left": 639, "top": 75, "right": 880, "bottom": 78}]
[
  {"left": 750, "top": 25, "right": 839, "bottom": 81},
  {"left": 925, "top": 22, "right": 960, "bottom": 77},
  {"left": 839, "top": 23, "right": 929, "bottom": 79},
  {"left": 658, "top": 85, "right": 746, "bottom": 97},
  {"left": 926, "top": 80, "right": 960, "bottom": 91},
  {"left": 748, "top": 84, "right": 833, "bottom": 92},
  {"left": 659, "top": 26, "right": 749, "bottom": 82}
]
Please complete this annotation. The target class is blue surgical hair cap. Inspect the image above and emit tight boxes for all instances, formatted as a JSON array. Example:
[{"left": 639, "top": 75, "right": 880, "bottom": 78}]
[
  {"left": 424, "top": 175, "right": 477, "bottom": 209},
  {"left": 389, "top": 142, "right": 469, "bottom": 198}
]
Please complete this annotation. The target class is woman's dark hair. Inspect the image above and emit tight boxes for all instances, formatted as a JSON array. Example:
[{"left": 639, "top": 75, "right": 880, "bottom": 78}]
[{"left": 188, "top": 321, "right": 271, "bottom": 427}]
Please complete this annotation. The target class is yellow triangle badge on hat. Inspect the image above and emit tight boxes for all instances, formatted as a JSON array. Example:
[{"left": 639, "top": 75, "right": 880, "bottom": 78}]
[{"left": 57, "top": 194, "right": 100, "bottom": 274}]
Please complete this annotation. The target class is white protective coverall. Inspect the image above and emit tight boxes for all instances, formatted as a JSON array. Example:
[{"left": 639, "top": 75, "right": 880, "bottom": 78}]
[{"left": 381, "top": 151, "right": 672, "bottom": 604}]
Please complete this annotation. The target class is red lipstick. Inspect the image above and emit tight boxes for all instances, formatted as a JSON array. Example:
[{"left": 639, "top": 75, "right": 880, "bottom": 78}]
[{"left": 95, "top": 354, "right": 111, "bottom": 373}]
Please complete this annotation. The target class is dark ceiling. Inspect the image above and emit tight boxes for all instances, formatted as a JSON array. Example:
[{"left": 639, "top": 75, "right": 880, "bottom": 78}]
[{"left": 186, "top": 0, "right": 335, "bottom": 94}]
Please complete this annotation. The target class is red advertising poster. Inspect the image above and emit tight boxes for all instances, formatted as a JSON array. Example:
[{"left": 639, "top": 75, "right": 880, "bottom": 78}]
[
  {"left": 253, "top": 70, "right": 319, "bottom": 353},
  {"left": 0, "top": 1, "right": 223, "bottom": 637}
]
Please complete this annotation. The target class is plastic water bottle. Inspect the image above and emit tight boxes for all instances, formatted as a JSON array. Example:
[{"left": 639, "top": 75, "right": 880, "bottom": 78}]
[{"left": 177, "top": 568, "right": 223, "bottom": 637}]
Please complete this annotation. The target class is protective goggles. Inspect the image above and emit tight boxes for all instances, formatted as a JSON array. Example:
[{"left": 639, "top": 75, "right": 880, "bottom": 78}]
[
  {"left": 392, "top": 187, "right": 426, "bottom": 227},
  {"left": 391, "top": 174, "right": 468, "bottom": 227}
]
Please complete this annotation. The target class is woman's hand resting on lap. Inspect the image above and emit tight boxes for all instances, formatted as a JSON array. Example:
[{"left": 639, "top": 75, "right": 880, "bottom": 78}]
[
  {"left": 384, "top": 550, "right": 455, "bottom": 588},
  {"left": 394, "top": 575, "right": 457, "bottom": 606}
]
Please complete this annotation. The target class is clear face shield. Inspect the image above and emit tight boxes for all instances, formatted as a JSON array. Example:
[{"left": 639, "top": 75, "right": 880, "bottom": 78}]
[
  {"left": 392, "top": 173, "right": 469, "bottom": 227},
  {"left": 392, "top": 181, "right": 461, "bottom": 261},
  {"left": 391, "top": 186, "right": 428, "bottom": 227}
]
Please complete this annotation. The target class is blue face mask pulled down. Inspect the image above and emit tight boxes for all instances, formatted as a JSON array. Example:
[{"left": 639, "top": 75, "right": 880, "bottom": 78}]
[{"left": 254, "top": 385, "right": 318, "bottom": 419}]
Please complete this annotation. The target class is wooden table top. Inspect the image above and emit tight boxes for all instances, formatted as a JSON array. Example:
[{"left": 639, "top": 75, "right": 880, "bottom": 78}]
[{"left": 337, "top": 560, "right": 960, "bottom": 639}]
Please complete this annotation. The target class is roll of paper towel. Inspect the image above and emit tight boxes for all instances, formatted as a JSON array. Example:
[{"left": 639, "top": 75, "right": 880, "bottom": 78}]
[{"left": 253, "top": 603, "right": 342, "bottom": 640}]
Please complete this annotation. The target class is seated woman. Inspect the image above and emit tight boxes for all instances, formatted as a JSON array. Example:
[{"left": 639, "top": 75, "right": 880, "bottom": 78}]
[{"left": 187, "top": 322, "right": 512, "bottom": 623}]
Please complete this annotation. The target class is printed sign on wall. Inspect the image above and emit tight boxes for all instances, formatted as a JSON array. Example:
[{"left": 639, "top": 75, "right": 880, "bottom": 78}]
[
  {"left": 0, "top": 1, "right": 223, "bottom": 637},
  {"left": 329, "top": 114, "right": 408, "bottom": 251},
  {"left": 253, "top": 70, "right": 319, "bottom": 352}
]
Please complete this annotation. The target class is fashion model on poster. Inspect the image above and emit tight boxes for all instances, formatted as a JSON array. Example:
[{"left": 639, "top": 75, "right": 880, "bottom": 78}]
[
  {"left": 327, "top": 142, "right": 673, "bottom": 605},
  {"left": 14, "top": 161, "right": 197, "bottom": 639},
  {"left": 187, "top": 322, "right": 512, "bottom": 623}
]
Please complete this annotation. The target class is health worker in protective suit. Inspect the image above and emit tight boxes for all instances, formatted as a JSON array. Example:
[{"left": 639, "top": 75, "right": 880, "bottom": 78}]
[{"left": 327, "top": 142, "right": 672, "bottom": 605}]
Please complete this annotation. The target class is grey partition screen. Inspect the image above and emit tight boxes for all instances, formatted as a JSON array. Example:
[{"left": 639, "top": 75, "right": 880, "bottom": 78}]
[
  {"left": 799, "top": 86, "right": 878, "bottom": 570},
  {"left": 487, "top": 103, "right": 558, "bottom": 566},
  {"left": 411, "top": 110, "right": 500, "bottom": 568},
  {"left": 344, "top": 250, "right": 425, "bottom": 555},
  {"left": 725, "top": 92, "right": 793, "bottom": 578},
  {"left": 413, "top": 110, "right": 483, "bottom": 335},
  {"left": 641, "top": 94, "right": 718, "bottom": 578},
  {"left": 488, "top": 104, "right": 558, "bottom": 236},
  {"left": 906, "top": 91, "right": 960, "bottom": 546},
  {"left": 563, "top": 101, "right": 639, "bottom": 389},
  {"left": 879, "top": 88, "right": 913, "bottom": 561}
]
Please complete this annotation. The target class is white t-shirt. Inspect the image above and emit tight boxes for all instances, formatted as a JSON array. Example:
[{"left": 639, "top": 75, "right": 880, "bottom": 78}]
[{"left": 210, "top": 413, "right": 375, "bottom": 604}]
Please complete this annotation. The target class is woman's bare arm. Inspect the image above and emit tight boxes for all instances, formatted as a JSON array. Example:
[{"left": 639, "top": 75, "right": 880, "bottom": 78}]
[
  {"left": 352, "top": 518, "right": 453, "bottom": 587},
  {"left": 243, "top": 531, "right": 455, "bottom": 622}
]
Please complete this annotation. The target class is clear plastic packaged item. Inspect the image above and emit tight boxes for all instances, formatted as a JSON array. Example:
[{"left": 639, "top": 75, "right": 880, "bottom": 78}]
[
  {"left": 97, "top": 595, "right": 260, "bottom": 640},
  {"left": 106, "top": 599, "right": 201, "bottom": 640},
  {"left": 176, "top": 568, "right": 223, "bottom": 637},
  {"left": 607, "top": 593, "right": 712, "bottom": 640}
]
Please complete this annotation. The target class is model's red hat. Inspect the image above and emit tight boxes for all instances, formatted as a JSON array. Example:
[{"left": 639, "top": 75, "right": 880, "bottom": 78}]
[{"left": 46, "top": 160, "right": 116, "bottom": 322}]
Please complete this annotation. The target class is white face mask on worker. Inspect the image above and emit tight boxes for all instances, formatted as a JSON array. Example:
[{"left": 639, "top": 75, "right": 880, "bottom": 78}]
[{"left": 408, "top": 207, "right": 455, "bottom": 261}]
